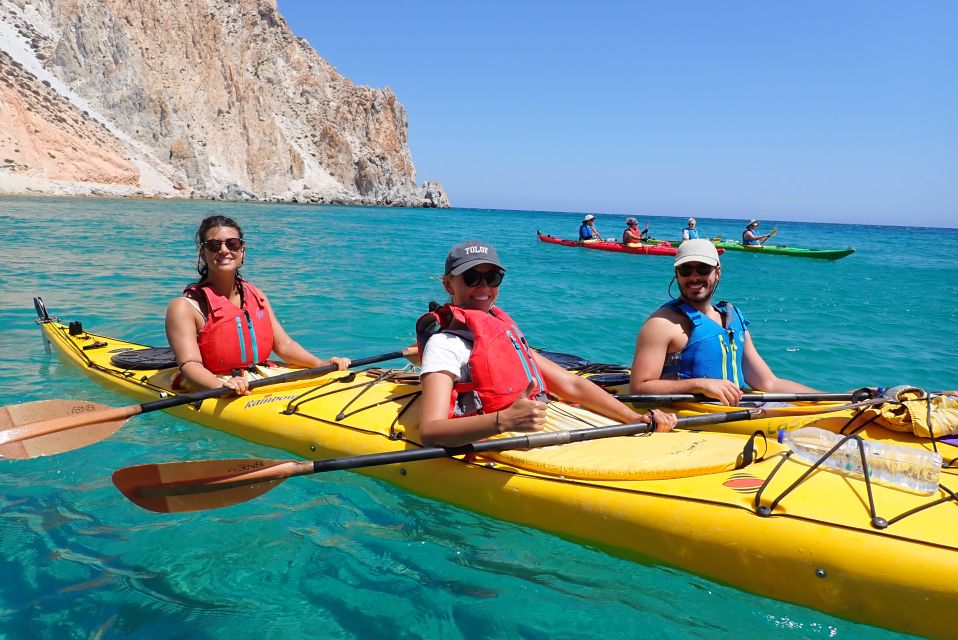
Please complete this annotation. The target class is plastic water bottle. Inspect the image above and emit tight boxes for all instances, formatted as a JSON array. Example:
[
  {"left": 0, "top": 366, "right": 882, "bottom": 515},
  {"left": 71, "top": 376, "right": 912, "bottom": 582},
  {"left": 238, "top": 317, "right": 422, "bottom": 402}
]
[{"left": 778, "top": 427, "right": 941, "bottom": 495}]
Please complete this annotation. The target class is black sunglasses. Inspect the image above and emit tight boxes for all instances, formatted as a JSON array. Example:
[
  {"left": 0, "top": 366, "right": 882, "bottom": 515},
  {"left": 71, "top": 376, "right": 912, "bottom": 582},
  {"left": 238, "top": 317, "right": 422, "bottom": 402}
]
[
  {"left": 461, "top": 269, "right": 505, "bottom": 288},
  {"left": 676, "top": 263, "right": 715, "bottom": 277},
  {"left": 201, "top": 238, "right": 245, "bottom": 252}
]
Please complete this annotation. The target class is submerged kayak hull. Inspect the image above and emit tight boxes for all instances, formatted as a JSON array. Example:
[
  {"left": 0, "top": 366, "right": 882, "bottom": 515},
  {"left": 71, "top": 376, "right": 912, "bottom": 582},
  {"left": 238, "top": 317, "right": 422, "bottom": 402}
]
[{"left": 37, "top": 313, "right": 958, "bottom": 639}]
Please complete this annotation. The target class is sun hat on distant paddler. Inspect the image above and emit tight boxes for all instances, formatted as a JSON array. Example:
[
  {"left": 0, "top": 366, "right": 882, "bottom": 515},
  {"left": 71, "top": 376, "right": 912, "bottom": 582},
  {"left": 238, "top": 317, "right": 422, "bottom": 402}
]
[{"left": 583, "top": 214, "right": 596, "bottom": 222}]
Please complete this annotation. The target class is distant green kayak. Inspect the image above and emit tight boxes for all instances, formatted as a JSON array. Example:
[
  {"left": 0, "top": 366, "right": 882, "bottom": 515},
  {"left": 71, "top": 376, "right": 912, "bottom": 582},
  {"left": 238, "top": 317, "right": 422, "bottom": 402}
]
[
  {"left": 648, "top": 238, "right": 854, "bottom": 260},
  {"left": 712, "top": 240, "right": 855, "bottom": 260}
]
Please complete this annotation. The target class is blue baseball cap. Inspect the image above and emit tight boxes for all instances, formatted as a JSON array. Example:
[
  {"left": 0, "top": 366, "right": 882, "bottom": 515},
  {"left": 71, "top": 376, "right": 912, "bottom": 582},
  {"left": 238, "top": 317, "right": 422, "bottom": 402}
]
[{"left": 444, "top": 240, "right": 505, "bottom": 275}]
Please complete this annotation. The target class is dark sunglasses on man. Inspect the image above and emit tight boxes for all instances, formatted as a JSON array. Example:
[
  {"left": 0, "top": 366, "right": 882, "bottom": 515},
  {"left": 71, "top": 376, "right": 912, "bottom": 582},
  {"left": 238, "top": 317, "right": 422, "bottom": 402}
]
[{"left": 676, "top": 263, "right": 715, "bottom": 277}]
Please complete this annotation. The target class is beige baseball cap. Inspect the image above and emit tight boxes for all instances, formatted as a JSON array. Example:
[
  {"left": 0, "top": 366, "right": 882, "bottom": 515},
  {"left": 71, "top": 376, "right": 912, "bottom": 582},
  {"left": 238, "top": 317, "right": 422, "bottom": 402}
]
[{"left": 674, "top": 239, "right": 720, "bottom": 267}]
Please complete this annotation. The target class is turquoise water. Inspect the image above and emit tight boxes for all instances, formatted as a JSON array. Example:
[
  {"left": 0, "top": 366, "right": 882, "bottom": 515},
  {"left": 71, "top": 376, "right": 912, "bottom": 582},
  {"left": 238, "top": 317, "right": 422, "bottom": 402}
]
[{"left": 1, "top": 196, "right": 956, "bottom": 639}]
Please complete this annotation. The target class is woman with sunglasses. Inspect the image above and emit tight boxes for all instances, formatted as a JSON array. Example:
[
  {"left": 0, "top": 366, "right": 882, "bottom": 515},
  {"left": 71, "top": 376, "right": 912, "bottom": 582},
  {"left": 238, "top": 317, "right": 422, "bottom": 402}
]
[
  {"left": 622, "top": 218, "right": 649, "bottom": 245},
  {"left": 629, "top": 239, "right": 818, "bottom": 406},
  {"left": 165, "top": 215, "right": 350, "bottom": 395},
  {"left": 416, "top": 240, "right": 676, "bottom": 446}
]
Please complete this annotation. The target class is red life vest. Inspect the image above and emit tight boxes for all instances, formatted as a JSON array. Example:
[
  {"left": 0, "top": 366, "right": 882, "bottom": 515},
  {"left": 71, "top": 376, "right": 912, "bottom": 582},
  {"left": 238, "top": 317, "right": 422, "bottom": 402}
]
[
  {"left": 185, "top": 279, "right": 275, "bottom": 375},
  {"left": 417, "top": 303, "right": 547, "bottom": 417}
]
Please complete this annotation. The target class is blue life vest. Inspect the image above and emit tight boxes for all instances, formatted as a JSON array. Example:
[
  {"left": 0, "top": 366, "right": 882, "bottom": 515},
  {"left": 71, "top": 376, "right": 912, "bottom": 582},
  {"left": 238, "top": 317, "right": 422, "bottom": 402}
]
[
  {"left": 579, "top": 224, "right": 594, "bottom": 240},
  {"left": 742, "top": 230, "right": 760, "bottom": 246},
  {"left": 661, "top": 300, "right": 749, "bottom": 385},
  {"left": 683, "top": 228, "right": 700, "bottom": 240}
]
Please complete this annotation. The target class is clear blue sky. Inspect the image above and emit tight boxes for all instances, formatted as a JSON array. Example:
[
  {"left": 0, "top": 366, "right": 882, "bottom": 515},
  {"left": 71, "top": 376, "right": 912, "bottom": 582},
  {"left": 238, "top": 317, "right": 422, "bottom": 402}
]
[{"left": 276, "top": 1, "right": 956, "bottom": 228}]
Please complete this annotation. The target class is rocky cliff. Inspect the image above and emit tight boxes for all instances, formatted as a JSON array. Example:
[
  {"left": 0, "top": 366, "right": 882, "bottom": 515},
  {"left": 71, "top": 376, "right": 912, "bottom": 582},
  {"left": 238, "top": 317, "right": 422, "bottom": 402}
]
[{"left": 0, "top": 0, "right": 449, "bottom": 207}]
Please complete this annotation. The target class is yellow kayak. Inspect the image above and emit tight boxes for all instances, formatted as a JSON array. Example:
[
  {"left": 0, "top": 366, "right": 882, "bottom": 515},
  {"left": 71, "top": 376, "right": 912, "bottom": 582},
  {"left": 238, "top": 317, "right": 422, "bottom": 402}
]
[{"left": 37, "top": 314, "right": 958, "bottom": 639}]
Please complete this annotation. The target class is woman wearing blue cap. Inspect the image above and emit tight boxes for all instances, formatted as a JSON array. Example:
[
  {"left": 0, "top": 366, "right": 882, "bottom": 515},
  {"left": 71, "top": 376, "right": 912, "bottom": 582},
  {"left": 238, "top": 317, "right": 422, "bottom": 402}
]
[{"left": 415, "top": 240, "right": 675, "bottom": 446}]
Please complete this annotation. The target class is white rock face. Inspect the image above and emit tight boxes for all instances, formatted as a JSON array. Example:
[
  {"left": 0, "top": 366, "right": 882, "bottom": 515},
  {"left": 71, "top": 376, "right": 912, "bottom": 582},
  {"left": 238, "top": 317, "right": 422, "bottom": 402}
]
[{"left": 0, "top": 0, "right": 448, "bottom": 207}]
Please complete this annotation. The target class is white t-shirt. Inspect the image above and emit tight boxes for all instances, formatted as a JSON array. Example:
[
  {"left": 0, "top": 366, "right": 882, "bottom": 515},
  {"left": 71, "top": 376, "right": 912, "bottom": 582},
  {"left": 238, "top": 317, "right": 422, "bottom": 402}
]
[
  {"left": 420, "top": 332, "right": 472, "bottom": 381},
  {"left": 420, "top": 332, "right": 483, "bottom": 416}
]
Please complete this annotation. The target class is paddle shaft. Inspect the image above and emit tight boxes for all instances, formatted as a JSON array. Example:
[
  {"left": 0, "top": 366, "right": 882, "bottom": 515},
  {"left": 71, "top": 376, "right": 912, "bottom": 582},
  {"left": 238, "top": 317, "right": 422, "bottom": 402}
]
[
  {"left": 310, "top": 409, "right": 754, "bottom": 473},
  {"left": 144, "top": 348, "right": 414, "bottom": 410},
  {"left": 2, "top": 349, "right": 413, "bottom": 445},
  {"left": 615, "top": 392, "right": 857, "bottom": 404}
]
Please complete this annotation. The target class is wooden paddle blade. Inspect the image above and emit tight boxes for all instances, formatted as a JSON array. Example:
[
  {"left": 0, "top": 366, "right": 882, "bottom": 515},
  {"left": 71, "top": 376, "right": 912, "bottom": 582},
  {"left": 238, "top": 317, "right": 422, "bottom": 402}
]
[
  {"left": 112, "top": 458, "right": 294, "bottom": 513},
  {"left": 0, "top": 400, "right": 128, "bottom": 459}
]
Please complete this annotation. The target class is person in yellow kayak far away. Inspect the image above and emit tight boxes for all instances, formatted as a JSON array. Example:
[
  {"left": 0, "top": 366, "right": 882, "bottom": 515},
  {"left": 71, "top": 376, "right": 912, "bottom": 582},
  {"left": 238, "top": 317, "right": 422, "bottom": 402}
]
[{"left": 629, "top": 239, "right": 819, "bottom": 406}]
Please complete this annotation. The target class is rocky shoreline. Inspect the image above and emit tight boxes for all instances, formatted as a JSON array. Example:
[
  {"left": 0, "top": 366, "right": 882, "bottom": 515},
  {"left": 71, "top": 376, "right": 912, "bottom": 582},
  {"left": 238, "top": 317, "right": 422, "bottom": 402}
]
[
  {"left": 0, "top": 173, "right": 450, "bottom": 208},
  {"left": 0, "top": 0, "right": 450, "bottom": 209}
]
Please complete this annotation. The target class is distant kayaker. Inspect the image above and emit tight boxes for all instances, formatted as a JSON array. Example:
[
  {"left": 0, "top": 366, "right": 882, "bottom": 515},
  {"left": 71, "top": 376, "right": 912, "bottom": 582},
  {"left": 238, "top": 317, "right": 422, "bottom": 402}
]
[
  {"left": 166, "top": 215, "right": 350, "bottom": 395},
  {"left": 629, "top": 239, "right": 819, "bottom": 406},
  {"left": 742, "top": 219, "right": 774, "bottom": 246},
  {"left": 416, "top": 240, "right": 676, "bottom": 446},
  {"left": 682, "top": 218, "right": 700, "bottom": 241},
  {"left": 622, "top": 218, "right": 649, "bottom": 245},
  {"left": 579, "top": 214, "right": 603, "bottom": 242}
]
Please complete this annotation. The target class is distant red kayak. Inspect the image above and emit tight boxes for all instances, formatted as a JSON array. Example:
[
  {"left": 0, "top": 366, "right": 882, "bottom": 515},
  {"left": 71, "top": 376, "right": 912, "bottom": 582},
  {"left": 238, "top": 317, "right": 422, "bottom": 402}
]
[{"left": 537, "top": 231, "right": 681, "bottom": 256}]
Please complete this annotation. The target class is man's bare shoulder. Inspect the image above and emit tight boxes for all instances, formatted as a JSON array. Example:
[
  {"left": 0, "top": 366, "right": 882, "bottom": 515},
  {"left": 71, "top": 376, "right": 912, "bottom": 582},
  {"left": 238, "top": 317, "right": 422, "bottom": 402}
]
[
  {"left": 638, "top": 304, "right": 687, "bottom": 339},
  {"left": 646, "top": 304, "right": 683, "bottom": 324}
]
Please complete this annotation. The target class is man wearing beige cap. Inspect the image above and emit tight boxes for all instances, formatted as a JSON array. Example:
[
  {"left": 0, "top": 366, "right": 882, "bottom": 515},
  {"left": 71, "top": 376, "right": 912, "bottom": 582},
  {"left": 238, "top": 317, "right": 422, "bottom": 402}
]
[{"left": 629, "top": 239, "right": 817, "bottom": 405}]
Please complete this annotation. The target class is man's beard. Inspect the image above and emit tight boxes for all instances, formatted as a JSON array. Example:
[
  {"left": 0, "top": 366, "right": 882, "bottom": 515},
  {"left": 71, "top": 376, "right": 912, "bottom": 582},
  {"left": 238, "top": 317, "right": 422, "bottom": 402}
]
[{"left": 679, "top": 277, "right": 718, "bottom": 304}]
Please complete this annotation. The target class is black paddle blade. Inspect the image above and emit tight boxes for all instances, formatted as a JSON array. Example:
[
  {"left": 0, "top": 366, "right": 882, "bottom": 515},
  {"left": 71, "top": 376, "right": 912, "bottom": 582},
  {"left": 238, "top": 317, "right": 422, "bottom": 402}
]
[{"left": 0, "top": 400, "right": 127, "bottom": 459}]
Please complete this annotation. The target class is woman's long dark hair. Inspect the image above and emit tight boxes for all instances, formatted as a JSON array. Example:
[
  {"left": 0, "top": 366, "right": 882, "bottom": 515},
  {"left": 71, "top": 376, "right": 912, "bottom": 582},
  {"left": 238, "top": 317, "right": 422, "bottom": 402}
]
[{"left": 194, "top": 215, "right": 244, "bottom": 281}]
